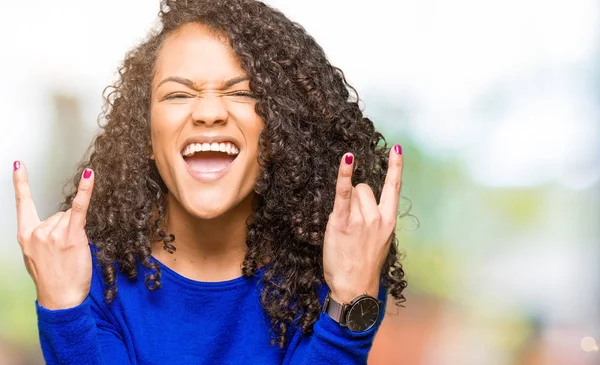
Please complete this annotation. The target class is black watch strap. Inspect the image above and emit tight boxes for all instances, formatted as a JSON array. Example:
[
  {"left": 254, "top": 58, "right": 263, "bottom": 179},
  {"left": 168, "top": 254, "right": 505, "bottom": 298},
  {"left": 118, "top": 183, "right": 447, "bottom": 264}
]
[{"left": 323, "top": 292, "right": 345, "bottom": 325}]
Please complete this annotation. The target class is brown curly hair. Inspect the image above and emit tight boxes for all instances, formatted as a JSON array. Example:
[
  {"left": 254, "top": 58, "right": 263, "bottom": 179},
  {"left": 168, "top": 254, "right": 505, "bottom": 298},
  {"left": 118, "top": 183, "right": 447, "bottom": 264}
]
[{"left": 61, "top": 0, "right": 408, "bottom": 347}]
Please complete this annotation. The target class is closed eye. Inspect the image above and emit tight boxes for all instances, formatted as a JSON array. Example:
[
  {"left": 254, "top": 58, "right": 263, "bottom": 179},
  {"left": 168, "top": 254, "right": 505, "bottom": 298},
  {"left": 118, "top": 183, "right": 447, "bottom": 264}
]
[
  {"left": 163, "top": 91, "right": 256, "bottom": 101},
  {"left": 227, "top": 91, "right": 256, "bottom": 99},
  {"left": 164, "top": 93, "right": 192, "bottom": 100}
]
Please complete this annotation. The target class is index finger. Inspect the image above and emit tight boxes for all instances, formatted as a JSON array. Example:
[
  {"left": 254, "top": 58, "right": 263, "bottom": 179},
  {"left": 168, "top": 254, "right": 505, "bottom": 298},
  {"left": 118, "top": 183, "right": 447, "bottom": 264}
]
[
  {"left": 68, "top": 168, "right": 95, "bottom": 232},
  {"left": 13, "top": 161, "right": 41, "bottom": 234},
  {"left": 332, "top": 153, "right": 355, "bottom": 219},
  {"left": 378, "top": 145, "right": 404, "bottom": 219}
]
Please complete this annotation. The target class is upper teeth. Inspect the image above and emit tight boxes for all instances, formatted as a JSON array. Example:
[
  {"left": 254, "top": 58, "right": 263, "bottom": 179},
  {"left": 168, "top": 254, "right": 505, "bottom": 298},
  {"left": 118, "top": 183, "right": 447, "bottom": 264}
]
[{"left": 182, "top": 142, "right": 240, "bottom": 157}]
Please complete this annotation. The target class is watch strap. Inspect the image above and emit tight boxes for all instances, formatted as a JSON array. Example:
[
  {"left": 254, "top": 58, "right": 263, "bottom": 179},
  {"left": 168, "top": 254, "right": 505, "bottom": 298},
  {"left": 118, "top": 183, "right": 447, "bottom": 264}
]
[{"left": 323, "top": 292, "right": 346, "bottom": 326}]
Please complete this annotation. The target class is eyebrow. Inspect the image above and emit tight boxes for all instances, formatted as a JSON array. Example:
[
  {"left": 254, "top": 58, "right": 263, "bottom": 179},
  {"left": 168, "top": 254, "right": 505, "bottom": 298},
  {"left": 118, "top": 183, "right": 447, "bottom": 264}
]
[{"left": 156, "top": 76, "right": 250, "bottom": 91}]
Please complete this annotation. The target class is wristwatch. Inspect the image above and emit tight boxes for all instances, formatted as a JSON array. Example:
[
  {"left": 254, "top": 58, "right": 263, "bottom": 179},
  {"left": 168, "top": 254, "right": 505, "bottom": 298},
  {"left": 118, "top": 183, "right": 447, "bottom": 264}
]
[{"left": 322, "top": 291, "right": 382, "bottom": 332}]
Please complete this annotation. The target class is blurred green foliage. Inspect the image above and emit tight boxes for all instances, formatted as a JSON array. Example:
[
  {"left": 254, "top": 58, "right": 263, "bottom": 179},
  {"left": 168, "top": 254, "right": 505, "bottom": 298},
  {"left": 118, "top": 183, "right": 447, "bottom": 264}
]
[{"left": 0, "top": 263, "right": 38, "bottom": 347}]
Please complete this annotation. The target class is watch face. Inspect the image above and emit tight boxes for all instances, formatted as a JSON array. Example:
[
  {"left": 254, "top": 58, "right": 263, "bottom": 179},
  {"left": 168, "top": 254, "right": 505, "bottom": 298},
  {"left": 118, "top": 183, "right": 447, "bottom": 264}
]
[{"left": 346, "top": 296, "right": 380, "bottom": 332}]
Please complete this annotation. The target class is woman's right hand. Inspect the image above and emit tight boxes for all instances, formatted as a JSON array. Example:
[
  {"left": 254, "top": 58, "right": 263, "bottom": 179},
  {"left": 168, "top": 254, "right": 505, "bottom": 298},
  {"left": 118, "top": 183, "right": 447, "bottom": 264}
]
[{"left": 13, "top": 161, "right": 95, "bottom": 310}]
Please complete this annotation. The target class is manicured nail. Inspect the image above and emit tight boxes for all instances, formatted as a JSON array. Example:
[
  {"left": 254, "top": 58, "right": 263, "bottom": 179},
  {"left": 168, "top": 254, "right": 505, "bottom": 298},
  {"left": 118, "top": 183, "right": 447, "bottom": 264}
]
[
  {"left": 344, "top": 154, "right": 354, "bottom": 165},
  {"left": 13, "top": 161, "right": 20, "bottom": 171},
  {"left": 83, "top": 169, "right": 92, "bottom": 179},
  {"left": 394, "top": 145, "right": 403, "bottom": 155}
]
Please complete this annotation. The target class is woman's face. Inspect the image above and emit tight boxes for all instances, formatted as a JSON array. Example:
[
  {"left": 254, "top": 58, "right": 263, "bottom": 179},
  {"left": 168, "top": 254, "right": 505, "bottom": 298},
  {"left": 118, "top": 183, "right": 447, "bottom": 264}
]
[{"left": 150, "top": 23, "right": 264, "bottom": 219}]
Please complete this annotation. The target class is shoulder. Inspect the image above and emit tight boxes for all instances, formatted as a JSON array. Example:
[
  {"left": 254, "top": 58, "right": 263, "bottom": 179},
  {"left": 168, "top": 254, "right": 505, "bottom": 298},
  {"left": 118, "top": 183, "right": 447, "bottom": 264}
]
[{"left": 87, "top": 243, "right": 145, "bottom": 305}]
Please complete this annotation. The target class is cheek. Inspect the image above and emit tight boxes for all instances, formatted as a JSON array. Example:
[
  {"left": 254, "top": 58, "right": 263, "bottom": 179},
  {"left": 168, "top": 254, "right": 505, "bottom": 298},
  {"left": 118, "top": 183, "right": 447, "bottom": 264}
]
[
  {"left": 229, "top": 104, "right": 264, "bottom": 156},
  {"left": 246, "top": 122, "right": 264, "bottom": 170},
  {"left": 150, "top": 104, "right": 190, "bottom": 149},
  {"left": 237, "top": 110, "right": 264, "bottom": 146},
  {"left": 149, "top": 106, "right": 186, "bottom": 184}
]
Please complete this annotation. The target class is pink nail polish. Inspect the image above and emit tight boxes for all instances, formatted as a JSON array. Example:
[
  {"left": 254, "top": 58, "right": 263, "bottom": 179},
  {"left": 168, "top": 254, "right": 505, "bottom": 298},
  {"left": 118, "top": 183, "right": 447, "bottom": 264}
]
[
  {"left": 344, "top": 154, "right": 354, "bottom": 165},
  {"left": 13, "top": 161, "right": 20, "bottom": 171},
  {"left": 394, "top": 145, "right": 403, "bottom": 155},
  {"left": 83, "top": 169, "right": 92, "bottom": 179}
]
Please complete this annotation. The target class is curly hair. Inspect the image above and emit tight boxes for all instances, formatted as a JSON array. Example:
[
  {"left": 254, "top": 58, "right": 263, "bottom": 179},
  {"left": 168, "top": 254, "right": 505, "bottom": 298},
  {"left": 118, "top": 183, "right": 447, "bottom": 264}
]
[{"left": 61, "top": 0, "right": 408, "bottom": 347}]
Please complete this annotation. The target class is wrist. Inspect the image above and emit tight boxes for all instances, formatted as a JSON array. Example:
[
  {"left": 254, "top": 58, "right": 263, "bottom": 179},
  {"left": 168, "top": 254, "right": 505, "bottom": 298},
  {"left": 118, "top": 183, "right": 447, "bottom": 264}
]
[
  {"left": 329, "top": 281, "right": 379, "bottom": 303},
  {"left": 37, "top": 290, "right": 87, "bottom": 311}
]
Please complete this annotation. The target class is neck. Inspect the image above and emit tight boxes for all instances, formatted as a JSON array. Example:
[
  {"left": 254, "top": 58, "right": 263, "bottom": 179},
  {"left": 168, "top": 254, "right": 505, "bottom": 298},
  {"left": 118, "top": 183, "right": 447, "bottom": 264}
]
[{"left": 151, "top": 193, "right": 253, "bottom": 282}]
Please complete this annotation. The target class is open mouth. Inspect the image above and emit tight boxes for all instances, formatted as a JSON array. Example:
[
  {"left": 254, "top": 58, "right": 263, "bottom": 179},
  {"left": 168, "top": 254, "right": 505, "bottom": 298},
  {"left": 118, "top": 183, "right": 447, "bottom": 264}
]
[{"left": 182, "top": 142, "right": 240, "bottom": 174}]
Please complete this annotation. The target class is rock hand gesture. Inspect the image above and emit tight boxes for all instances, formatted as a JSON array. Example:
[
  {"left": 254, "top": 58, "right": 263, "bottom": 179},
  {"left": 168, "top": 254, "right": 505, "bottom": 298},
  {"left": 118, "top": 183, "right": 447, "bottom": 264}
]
[
  {"left": 13, "top": 161, "right": 95, "bottom": 310},
  {"left": 323, "top": 145, "right": 403, "bottom": 304}
]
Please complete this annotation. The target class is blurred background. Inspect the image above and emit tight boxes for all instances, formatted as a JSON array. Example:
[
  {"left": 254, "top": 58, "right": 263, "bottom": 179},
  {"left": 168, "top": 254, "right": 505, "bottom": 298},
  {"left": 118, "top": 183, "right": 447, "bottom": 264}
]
[{"left": 0, "top": 0, "right": 598, "bottom": 364}]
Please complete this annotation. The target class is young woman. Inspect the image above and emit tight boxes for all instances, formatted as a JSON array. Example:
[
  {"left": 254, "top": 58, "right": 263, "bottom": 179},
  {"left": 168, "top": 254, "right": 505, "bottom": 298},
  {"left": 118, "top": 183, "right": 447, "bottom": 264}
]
[{"left": 12, "top": 0, "right": 407, "bottom": 364}]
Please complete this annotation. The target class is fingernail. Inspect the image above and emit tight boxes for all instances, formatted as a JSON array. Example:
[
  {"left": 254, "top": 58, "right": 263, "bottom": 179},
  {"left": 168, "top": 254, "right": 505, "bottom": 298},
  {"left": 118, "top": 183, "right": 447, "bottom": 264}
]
[
  {"left": 83, "top": 169, "right": 92, "bottom": 179},
  {"left": 13, "top": 161, "right": 20, "bottom": 171},
  {"left": 394, "top": 145, "right": 403, "bottom": 155},
  {"left": 345, "top": 154, "right": 354, "bottom": 165}
]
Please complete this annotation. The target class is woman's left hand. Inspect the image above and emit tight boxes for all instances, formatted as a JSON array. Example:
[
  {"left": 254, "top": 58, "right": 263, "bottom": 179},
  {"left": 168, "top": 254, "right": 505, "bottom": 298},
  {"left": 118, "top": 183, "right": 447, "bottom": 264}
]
[{"left": 323, "top": 145, "right": 404, "bottom": 303}]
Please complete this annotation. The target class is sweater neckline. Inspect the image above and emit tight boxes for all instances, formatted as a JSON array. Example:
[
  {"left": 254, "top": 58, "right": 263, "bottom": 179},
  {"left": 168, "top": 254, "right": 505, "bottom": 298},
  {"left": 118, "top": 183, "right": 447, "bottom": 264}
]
[{"left": 149, "top": 255, "right": 254, "bottom": 290}]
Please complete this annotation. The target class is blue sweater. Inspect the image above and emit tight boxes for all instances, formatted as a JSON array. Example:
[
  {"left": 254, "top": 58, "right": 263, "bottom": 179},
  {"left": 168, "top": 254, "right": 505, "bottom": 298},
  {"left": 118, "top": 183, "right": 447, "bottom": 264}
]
[{"left": 36, "top": 247, "right": 387, "bottom": 364}]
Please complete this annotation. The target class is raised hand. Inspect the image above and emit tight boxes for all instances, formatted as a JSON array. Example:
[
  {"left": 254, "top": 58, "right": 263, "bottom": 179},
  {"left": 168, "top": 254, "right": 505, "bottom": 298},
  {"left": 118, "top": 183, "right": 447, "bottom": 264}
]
[
  {"left": 323, "top": 145, "right": 403, "bottom": 303},
  {"left": 13, "top": 161, "right": 95, "bottom": 310}
]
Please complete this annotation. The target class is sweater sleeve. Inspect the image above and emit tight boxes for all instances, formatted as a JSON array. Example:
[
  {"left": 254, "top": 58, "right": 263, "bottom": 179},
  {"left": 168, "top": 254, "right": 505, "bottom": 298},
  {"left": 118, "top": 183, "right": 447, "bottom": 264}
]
[
  {"left": 283, "top": 287, "right": 388, "bottom": 365},
  {"left": 36, "top": 295, "right": 132, "bottom": 365}
]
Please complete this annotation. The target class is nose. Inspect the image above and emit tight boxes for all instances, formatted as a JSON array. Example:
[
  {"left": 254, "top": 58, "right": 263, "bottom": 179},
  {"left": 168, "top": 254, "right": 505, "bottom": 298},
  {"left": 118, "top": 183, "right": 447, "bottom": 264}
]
[{"left": 191, "top": 94, "right": 228, "bottom": 126}]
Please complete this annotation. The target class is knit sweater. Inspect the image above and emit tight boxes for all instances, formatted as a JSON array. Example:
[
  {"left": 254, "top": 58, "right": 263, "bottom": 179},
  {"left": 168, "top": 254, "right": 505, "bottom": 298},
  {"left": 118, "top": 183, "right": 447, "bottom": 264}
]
[{"left": 36, "top": 246, "right": 386, "bottom": 364}]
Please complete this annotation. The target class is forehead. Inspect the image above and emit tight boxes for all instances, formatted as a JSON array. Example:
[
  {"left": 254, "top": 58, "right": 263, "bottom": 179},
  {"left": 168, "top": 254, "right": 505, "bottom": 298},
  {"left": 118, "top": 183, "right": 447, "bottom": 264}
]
[{"left": 153, "top": 23, "right": 245, "bottom": 85}]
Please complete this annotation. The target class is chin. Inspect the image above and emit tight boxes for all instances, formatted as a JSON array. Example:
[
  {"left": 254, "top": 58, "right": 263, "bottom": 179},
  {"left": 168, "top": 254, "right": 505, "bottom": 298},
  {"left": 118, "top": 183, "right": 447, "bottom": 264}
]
[
  {"left": 181, "top": 182, "right": 257, "bottom": 220},
  {"left": 189, "top": 205, "right": 231, "bottom": 220},
  {"left": 183, "top": 193, "right": 236, "bottom": 220}
]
